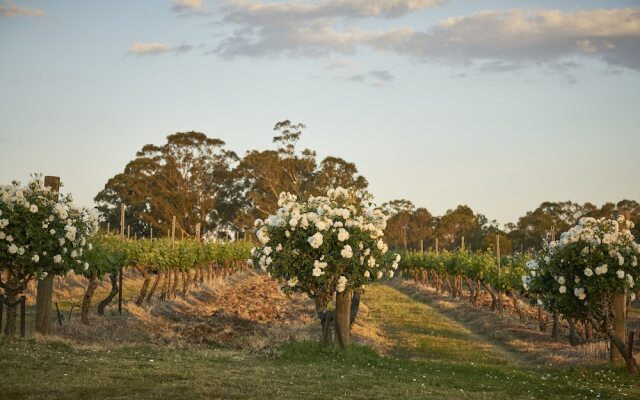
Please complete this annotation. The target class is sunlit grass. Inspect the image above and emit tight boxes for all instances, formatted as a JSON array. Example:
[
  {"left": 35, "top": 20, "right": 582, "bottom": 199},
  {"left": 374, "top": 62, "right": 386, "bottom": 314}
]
[{"left": 1, "top": 282, "right": 639, "bottom": 399}]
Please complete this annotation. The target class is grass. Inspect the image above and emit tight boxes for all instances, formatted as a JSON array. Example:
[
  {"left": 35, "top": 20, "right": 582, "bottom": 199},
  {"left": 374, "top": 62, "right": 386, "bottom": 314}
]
[{"left": 1, "top": 283, "right": 639, "bottom": 399}]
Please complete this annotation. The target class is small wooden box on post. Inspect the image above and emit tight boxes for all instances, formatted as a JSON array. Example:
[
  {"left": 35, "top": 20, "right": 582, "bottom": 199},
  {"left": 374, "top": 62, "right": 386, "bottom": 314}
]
[{"left": 35, "top": 176, "right": 60, "bottom": 335}]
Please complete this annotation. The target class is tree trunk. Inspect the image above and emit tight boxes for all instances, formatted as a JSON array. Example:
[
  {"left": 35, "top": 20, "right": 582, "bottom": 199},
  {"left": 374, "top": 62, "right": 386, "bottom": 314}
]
[
  {"left": 335, "top": 290, "right": 352, "bottom": 348},
  {"left": 4, "top": 286, "right": 19, "bottom": 336},
  {"left": 35, "top": 274, "right": 54, "bottom": 335},
  {"left": 584, "top": 320, "right": 594, "bottom": 342},
  {"left": 182, "top": 270, "right": 192, "bottom": 296},
  {"left": 473, "top": 280, "right": 481, "bottom": 306},
  {"left": 350, "top": 292, "right": 360, "bottom": 326},
  {"left": 81, "top": 271, "right": 99, "bottom": 324},
  {"left": 611, "top": 293, "right": 627, "bottom": 366},
  {"left": 136, "top": 266, "right": 151, "bottom": 306},
  {"left": 146, "top": 272, "right": 162, "bottom": 303},
  {"left": 97, "top": 273, "right": 119, "bottom": 316},
  {"left": 482, "top": 282, "right": 497, "bottom": 311},
  {"left": 161, "top": 270, "right": 170, "bottom": 300},
  {"left": 171, "top": 268, "right": 180, "bottom": 299},
  {"left": 538, "top": 307, "right": 545, "bottom": 332},
  {"left": 552, "top": 313, "right": 559, "bottom": 339},
  {"left": 567, "top": 318, "right": 582, "bottom": 346},
  {"left": 445, "top": 276, "right": 454, "bottom": 296},
  {"left": 465, "top": 279, "right": 475, "bottom": 302},
  {"left": 315, "top": 296, "right": 332, "bottom": 346},
  {"left": 509, "top": 291, "right": 526, "bottom": 323}
]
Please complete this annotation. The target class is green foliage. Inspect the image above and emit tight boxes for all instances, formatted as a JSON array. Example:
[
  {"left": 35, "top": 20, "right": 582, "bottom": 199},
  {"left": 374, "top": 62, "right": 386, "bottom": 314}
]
[
  {"left": 526, "top": 216, "right": 640, "bottom": 321},
  {"left": 401, "top": 249, "right": 530, "bottom": 293},
  {"left": 78, "top": 234, "right": 251, "bottom": 278}
]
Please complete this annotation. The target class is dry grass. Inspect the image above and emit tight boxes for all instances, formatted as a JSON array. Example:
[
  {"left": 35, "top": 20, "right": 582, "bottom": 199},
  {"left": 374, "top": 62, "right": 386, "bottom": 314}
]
[{"left": 391, "top": 279, "right": 615, "bottom": 366}]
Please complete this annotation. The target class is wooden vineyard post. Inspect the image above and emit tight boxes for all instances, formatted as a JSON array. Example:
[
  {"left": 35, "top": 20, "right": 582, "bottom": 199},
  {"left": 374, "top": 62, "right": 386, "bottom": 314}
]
[
  {"left": 611, "top": 211, "right": 631, "bottom": 367},
  {"left": 170, "top": 216, "right": 176, "bottom": 299},
  {"left": 127, "top": 225, "right": 130, "bottom": 239},
  {"left": 118, "top": 203, "right": 125, "bottom": 315},
  {"left": 435, "top": 238, "right": 439, "bottom": 254},
  {"left": 628, "top": 331, "right": 636, "bottom": 374},
  {"left": 107, "top": 222, "right": 110, "bottom": 234},
  {"left": 19, "top": 296, "right": 26, "bottom": 338},
  {"left": 496, "top": 234, "right": 502, "bottom": 315},
  {"left": 35, "top": 175, "right": 60, "bottom": 335},
  {"left": 420, "top": 239, "right": 424, "bottom": 254},
  {"left": 150, "top": 227, "right": 154, "bottom": 240},
  {"left": 0, "top": 295, "right": 4, "bottom": 332}
]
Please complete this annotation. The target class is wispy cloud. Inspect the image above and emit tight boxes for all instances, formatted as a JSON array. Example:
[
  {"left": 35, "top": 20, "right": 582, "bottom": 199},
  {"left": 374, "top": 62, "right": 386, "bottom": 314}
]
[
  {"left": 127, "top": 42, "right": 193, "bottom": 56},
  {"left": 171, "top": 0, "right": 209, "bottom": 15},
  {"left": 214, "top": 0, "right": 440, "bottom": 58},
  {"left": 337, "top": 69, "right": 395, "bottom": 87},
  {"left": 212, "top": 3, "right": 640, "bottom": 73},
  {"left": 369, "top": 8, "right": 640, "bottom": 72},
  {"left": 0, "top": 0, "right": 44, "bottom": 17}
]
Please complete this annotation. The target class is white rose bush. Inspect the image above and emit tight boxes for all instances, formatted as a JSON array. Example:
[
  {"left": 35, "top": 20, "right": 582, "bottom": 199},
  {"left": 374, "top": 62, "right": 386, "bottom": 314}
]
[
  {"left": 250, "top": 187, "right": 400, "bottom": 347},
  {"left": 0, "top": 177, "right": 98, "bottom": 335},
  {"left": 524, "top": 216, "right": 640, "bottom": 373}
]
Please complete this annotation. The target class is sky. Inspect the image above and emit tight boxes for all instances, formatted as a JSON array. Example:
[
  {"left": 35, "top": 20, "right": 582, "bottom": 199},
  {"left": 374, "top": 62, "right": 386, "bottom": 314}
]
[{"left": 1, "top": 0, "right": 639, "bottom": 226}]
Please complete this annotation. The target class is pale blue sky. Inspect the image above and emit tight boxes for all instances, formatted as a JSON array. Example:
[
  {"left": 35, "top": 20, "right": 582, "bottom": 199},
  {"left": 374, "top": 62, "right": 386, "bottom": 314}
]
[{"left": 1, "top": 0, "right": 639, "bottom": 225}]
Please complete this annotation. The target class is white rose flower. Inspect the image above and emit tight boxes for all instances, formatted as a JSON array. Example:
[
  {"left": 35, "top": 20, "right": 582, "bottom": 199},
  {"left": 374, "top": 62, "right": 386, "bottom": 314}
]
[
  {"left": 376, "top": 271, "right": 383, "bottom": 279},
  {"left": 364, "top": 270, "right": 370, "bottom": 278},
  {"left": 53, "top": 254, "right": 62, "bottom": 264},
  {"left": 30, "top": 204, "right": 38, "bottom": 213},
  {"left": 7, "top": 244, "right": 18, "bottom": 254},
  {"left": 559, "top": 285, "right": 566, "bottom": 294},
  {"left": 558, "top": 276, "right": 565, "bottom": 285},
  {"left": 584, "top": 268, "right": 593, "bottom": 277},
  {"left": 308, "top": 232, "right": 323, "bottom": 249},
  {"left": 287, "top": 277, "right": 299, "bottom": 287},
  {"left": 337, "top": 228, "right": 349, "bottom": 242},
  {"left": 340, "top": 244, "right": 353, "bottom": 259},
  {"left": 32, "top": 254, "right": 40, "bottom": 263},
  {"left": 336, "top": 276, "right": 348, "bottom": 292},
  {"left": 617, "top": 270, "right": 625, "bottom": 279}
]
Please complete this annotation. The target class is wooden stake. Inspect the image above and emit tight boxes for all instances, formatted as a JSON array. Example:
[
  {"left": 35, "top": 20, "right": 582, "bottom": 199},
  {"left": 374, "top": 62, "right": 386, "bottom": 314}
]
[
  {"left": 118, "top": 203, "right": 125, "bottom": 315},
  {"left": 19, "top": 296, "right": 26, "bottom": 338},
  {"left": 435, "top": 238, "right": 439, "bottom": 254},
  {"left": 107, "top": 222, "right": 110, "bottom": 234},
  {"left": 496, "top": 234, "right": 502, "bottom": 314},
  {"left": 195, "top": 223, "right": 201, "bottom": 241},
  {"left": 35, "top": 175, "right": 60, "bottom": 335},
  {"left": 171, "top": 216, "right": 176, "bottom": 247},
  {"left": 127, "top": 225, "right": 130, "bottom": 239},
  {"left": 150, "top": 227, "right": 154, "bottom": 240},
  {"left": 461, "top": 236, "right": 465, "bottom": 250}
]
